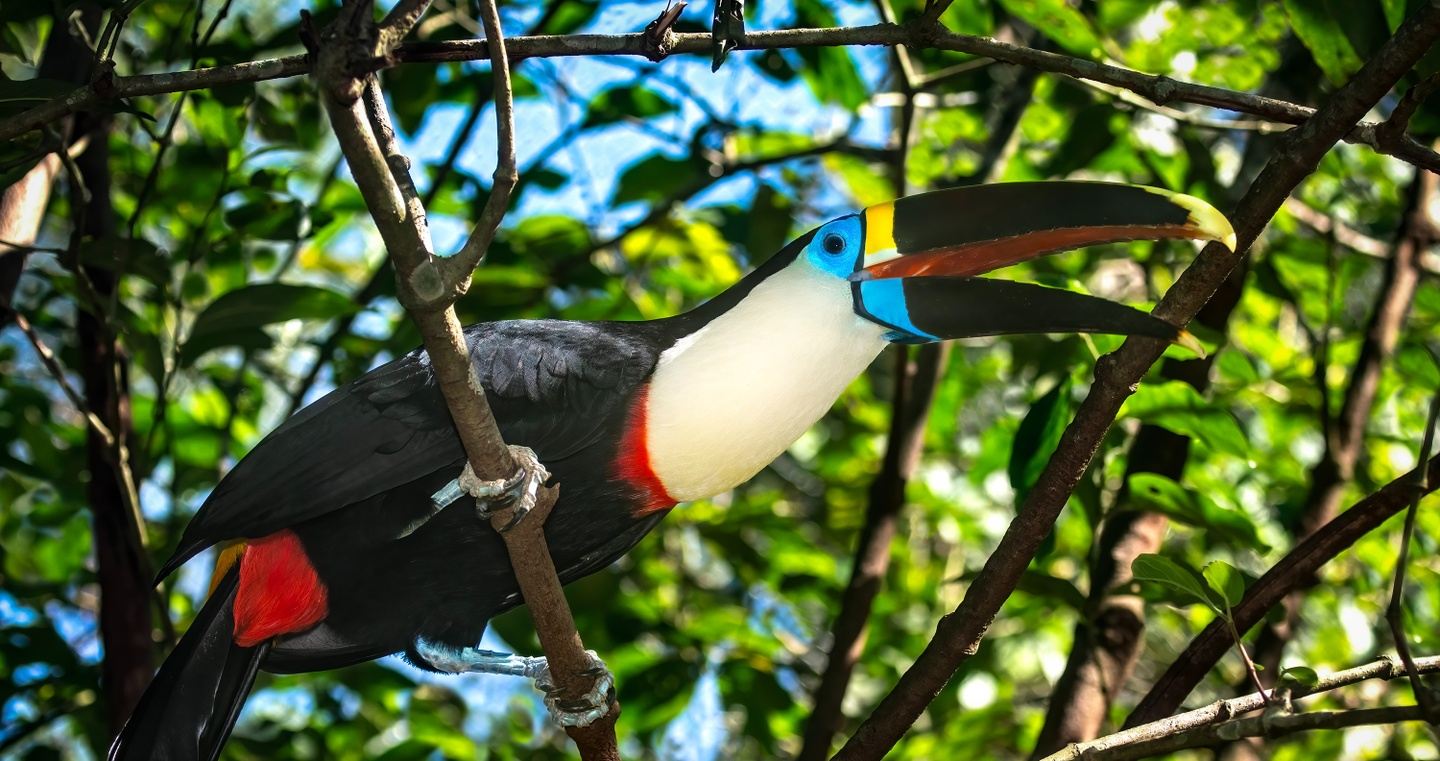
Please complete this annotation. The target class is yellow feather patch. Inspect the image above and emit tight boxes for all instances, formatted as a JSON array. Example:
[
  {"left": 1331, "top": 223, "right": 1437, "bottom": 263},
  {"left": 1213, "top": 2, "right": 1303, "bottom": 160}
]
[{"left": 210, "top": 541, "right": 246, "bottom": 596}]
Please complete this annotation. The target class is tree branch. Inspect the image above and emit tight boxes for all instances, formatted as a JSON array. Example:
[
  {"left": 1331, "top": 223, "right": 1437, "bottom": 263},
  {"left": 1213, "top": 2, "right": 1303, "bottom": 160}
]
[
  {"left": 1125, "top": 450, "right": 1440, "bottom": 726},
  {"left": 1046, "top": 655, "right": 1440, "bottom": 760},
  {"left": 798, "top": 344, "right": 947, "bottom": 761},
  {"left": 1230, "top": 160, "right": 1434, "bottom": 742},
  {"left": 833, "top": 5, "right": 1440, "bottom": 758},
  {"left": 3, "top": 22, "right": 1438, "bottom": 170},
  {"left": 12, "top": 311, "right": 117, "bottom": 445},
  {"left": 1386, "top": 387, "right": 1440, "bottom": 724},
  {"left": 435, "top": 0, "right": 516, "bottom": 290},
  {"left": 314, "top": 2, "right": 618, "bottom": 756}
]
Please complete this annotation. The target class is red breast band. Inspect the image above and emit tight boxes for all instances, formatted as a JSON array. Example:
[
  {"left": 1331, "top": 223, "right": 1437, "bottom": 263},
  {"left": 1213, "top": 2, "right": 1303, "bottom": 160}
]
[{"left": 616, "top": 386, "right": 676, "bottom": 515}]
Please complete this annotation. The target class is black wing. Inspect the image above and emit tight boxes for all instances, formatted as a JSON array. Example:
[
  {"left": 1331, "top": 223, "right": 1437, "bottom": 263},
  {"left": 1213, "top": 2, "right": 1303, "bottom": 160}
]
[{"left": 158, "top": 320, "right": 662, "bottom": 578}]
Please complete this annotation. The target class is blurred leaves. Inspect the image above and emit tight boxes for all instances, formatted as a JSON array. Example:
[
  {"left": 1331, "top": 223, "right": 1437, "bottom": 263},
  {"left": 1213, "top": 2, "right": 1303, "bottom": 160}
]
[
  {"left": 1122, "top": 381, "right": 1249, "bottom": 457},
  {"left": 183, "top": 283, "right": 357, "bottom": 363},
  {"left": 1008, "top": 378, "right": 1072, "bottom": 504},
  {"left": 2, "top": 1, "right": 1438, "bottom": 760}
]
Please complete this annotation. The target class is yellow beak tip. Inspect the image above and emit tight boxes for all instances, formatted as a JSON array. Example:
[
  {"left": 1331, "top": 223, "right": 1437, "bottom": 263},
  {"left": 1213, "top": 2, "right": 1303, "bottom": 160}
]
[{"left": 1172, "top": 192, "right": 1237, "bottom": 252}]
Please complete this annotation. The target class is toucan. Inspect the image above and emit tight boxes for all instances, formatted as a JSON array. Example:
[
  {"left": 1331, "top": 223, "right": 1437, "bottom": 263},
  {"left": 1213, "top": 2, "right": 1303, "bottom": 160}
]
[{"left": 110, "top": 181, "right": 1233, "bottom": 760}]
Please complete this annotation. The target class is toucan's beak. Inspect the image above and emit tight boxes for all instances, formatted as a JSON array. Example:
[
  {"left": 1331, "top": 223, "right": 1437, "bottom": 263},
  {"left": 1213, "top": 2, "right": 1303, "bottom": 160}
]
[{"left": 851, "top": 181, "right": 1234, "bottom": 348}]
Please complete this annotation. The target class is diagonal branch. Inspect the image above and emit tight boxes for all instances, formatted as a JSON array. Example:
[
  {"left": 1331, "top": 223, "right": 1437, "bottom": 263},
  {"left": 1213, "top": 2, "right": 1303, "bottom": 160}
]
[
  {"left": 12, "top": 311, "right": 117, "bottom": 445},
  {"left": 833, "top": 4, "right": 1440, "bottom": 758}
]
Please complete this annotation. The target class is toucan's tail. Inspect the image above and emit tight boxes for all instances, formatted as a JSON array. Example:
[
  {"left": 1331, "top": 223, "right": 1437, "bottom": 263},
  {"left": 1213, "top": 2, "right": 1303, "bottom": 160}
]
[{"left": 109, "top": 565, "right": 268, "bottom": 761}]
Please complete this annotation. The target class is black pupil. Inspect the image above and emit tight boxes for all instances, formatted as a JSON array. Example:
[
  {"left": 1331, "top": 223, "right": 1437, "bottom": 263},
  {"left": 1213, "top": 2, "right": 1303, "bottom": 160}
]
[{"left": 823, "top": 234, "right": 845, "bottom": 254}]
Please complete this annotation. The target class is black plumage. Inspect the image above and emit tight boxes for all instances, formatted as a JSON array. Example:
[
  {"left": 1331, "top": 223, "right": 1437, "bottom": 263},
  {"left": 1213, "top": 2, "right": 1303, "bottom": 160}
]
[{"left": 158, "top": 233, "right": 809, "bottom": 672}]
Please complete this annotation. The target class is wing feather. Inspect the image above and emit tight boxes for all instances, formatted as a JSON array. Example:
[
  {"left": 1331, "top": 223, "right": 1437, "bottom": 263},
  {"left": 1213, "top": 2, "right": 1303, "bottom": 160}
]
[{"left": 159, "top": 320, "right": 660, "bottom": 578}]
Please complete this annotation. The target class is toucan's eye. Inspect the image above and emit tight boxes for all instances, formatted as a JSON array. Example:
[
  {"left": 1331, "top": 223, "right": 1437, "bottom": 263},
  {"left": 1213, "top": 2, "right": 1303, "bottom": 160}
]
[{"left": 822, "top": 234, "right": 845, "bottom": 254}]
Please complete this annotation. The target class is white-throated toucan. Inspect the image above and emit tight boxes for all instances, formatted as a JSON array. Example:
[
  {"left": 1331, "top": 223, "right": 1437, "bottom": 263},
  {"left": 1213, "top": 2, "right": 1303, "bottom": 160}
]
[{"left": 110, "top": 181, "right": 1234, "bottom": 760}]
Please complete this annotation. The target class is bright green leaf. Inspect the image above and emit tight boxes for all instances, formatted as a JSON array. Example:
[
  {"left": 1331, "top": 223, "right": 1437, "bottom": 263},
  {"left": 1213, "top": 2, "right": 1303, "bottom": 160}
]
[
  {"left": 1203, "top": 560, "right": 1245, "bottom": 608},
  {"left": 1132, "top": 553, "right": 1219, "bottom": 611},
  {"left": 1281, "top": 665, "right": 1321, "bottom": 688}
]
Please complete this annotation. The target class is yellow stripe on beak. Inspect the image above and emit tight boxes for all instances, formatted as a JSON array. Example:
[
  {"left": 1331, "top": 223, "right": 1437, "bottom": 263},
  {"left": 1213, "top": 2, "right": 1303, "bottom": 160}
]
[{"left": 864, "top": 202, "right": 897, "bottom": 260}]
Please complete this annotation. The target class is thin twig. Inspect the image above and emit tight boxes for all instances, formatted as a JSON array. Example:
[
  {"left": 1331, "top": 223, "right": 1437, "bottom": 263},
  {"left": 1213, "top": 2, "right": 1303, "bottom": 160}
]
[
  {"left": 3, "top": 23, "right": 1439, "bottom": 171},
  {"left": 436, "top": 0, "right": 518, "bottom": 292},
  {"left": 1044, "top": 655, "right": 1440, "bottom": 760},
  {"left": 12, "top": 312, "right": 117, "bottom": 445},
  {"left": 1386, "top": 385, "right": 1440, "bottom": 723},
  {"left": 1077, "top": 78, "right": 1293, "bottom": 134},
  {"left": 1224, "top": 612, "right": 1269, "bottom": 705}
]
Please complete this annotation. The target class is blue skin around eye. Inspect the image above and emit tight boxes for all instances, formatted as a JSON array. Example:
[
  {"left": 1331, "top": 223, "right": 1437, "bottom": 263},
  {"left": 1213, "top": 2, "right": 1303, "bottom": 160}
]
[
  {"left": 859, "top": 279, "right": 938, "bottom": 342},
  {"left": 804, "top": 216, "right": 863, "bottom": 278},
  {"left": 806, "top": 215, "right": 938, "bottom": 343}
]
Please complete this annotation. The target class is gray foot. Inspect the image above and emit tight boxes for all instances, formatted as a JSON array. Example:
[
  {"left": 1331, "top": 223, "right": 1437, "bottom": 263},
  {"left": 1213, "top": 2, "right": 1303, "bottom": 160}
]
[
  {"left": 415, "top": 638, "right": 614, "bottom": 728},
  {"left": 414, "top": 444, "right": 550, "bottom": 536},
  {"left": 459, "top": 444, "right": 549, "bottom": 532}
]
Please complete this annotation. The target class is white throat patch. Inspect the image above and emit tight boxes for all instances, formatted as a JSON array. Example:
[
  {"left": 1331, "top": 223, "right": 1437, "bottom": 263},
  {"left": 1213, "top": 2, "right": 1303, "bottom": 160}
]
[{"left": 644, "top": 264, "right": 889, "bottom": 501}]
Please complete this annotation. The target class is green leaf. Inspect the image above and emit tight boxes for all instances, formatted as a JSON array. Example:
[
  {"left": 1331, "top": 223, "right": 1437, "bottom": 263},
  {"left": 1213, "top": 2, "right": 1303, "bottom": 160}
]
[
  {"left": 1014, "top": 570, "right": 1088, "bottom": 611},
  {"left": 1281, "top": 665, "right": 1321, "bottom": 688},
  {"left": 824, "top": 153, "right": 894, "bottom": 208},
  {"left": 527, "top": 168, "right": 567, "bottom": 190},
  {"left": 1123, "top": 381, "right": 1249, "bottom": 457},
  {"left": 583, "top": 86, "right": 679, "bottom": 129},
  {"left": 0, "top": 77, "right": 77, "bottom": 119},
  {"left": 999, "top": 0, "right": 1103, "bottom": 57},
  {"left": 1283, "top": 0, "right": 1365, "bottom": 84},
  {"left": 76, "top": 237, "right": 170, "bottom": 287},
  {"left": 794, "top": 0, "right": 867, "bottom": 110},
  {"left": 223, "top": 192, "right": 306, "bottom": 242},
  {"left": 535, "top": 0, "right": 599, "bottom": 34},
  {"left": 1008, "top": 379, "right": 1073, "bottom": 504},
  {"left": 182, "top": 283, "right": 358, "bottom": 364},
  {"left": 1203, "top": 560, "right": 1245, "bottom": 609},
  {"left": 506, "top": 214, "right": 592, "bottom": 261},
  {"left": 1132, "top": 553, "right": 1219, "bottom": 611},
  {"left": 745, "top": 184, "right": 794, "bottom": 260}
]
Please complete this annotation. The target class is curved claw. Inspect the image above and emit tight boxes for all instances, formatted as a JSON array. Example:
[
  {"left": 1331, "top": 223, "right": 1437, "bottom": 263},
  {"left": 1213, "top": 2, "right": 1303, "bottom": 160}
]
[
  {"left": 535, "top": 650, "right": 615, "bottom": 728},
  {"left": 458, "top": 444, "right": 550, "bottom": 532}
]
